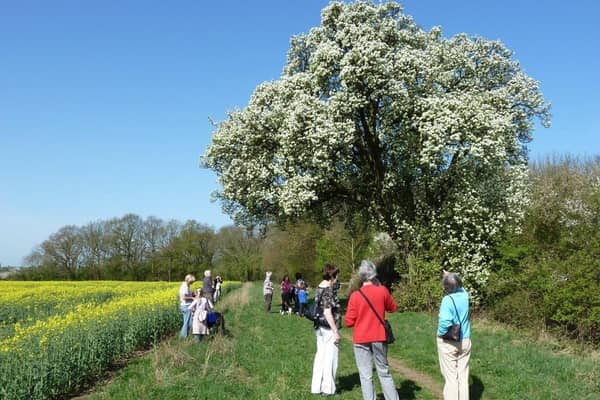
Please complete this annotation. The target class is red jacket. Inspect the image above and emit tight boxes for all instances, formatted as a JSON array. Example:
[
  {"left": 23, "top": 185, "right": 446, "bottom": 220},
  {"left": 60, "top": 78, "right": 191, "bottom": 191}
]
[{"left": 345, "top": 284, "right": 397, "bottom": 344}]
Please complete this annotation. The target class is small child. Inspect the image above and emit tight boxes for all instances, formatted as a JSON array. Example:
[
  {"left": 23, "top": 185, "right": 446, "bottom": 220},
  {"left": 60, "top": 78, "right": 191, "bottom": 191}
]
[
  {"left": 297, "top": 282, "right": 308, "bottom": 316},
  {"left": 188, "top": 288, "right": 212, "bottom": 341}
]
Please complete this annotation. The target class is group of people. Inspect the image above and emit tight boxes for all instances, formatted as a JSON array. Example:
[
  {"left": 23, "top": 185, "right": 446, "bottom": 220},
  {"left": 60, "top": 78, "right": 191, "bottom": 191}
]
[
  {"left": 262, "top": 271, "right": 309, "bottom": 315},
  {"left": 265, "top": 261, "right": 471, "bottom": 400},
  {"left": 178, "top": 270, "right": 224, "bottom": 341},
  {"left": 182, "top": 263, "right": 471, "bottom": 400},
  {"left": 278, "top": 272, "right": 309, "bottom": 315}
]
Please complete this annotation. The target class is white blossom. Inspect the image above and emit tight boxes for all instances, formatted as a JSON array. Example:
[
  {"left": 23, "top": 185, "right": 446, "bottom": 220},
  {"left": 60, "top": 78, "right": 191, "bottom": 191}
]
[{"left": 203, "top": 1, "right": 550, "bottom": 294}]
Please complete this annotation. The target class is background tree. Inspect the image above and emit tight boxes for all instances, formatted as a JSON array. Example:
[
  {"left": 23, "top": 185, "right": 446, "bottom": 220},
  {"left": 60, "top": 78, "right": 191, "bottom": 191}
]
[
  {"left": 315, "top": 218, "right": 371, "bottom": 281},
  {"left": 488, "top": 154, "right": 600, "bottom": 342},
  {"left": 80, "top": 220, "right": 111, "bottom": 279},
  {"left": 203, "top": 1, "right": 550, "bottom": 294},
  {"left": 213, "top": 226, "right": 262, "bottom": 281},
  {"left": 153, "top": 219, "right": 183, "bottom": 281},
  {"left": 176, "top": 221, "right": 215, "bottom": 273},
  {"left": 142, "top": 216, "right": 167, "bottom": 278},
  {"left": 261, "top": 221, "right": 322, "bottom": 283},
  {"left": 107, "top": 214, "right": 148, "bottom": 279},
  {"left": 40, "top": 225, "right": 84, "bottom": 279}
]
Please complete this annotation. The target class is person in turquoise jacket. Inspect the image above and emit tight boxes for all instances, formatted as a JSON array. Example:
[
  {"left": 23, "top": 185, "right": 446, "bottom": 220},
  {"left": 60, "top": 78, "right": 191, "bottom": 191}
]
[{"left": 436, "top": 271, "right": 471, "bottom": 400}]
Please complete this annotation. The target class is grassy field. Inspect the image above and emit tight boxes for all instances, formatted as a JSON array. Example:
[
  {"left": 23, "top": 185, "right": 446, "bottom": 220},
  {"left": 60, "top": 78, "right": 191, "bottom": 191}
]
[{"left": 77, "top": 282, "right": 600, "bottom": 400}]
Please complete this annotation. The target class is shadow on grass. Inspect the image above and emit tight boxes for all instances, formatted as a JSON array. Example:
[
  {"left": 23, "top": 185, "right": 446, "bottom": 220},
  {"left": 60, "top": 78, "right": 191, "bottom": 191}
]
[
  {"left": 339, "top": 374, "right": 423, "bottom": 399},
  {"left": 470, "top": 374, "right": 484, "bottom": 400},
  {"left": 337, "top": 372, "right": 361, "bottom": 393},
  {"left": 378, "top": 379, "right": 422, "bottom": 400}
]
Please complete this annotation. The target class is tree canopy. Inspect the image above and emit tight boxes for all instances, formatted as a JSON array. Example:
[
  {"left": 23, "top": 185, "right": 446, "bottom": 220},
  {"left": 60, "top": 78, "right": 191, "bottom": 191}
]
[{"left": 203, "top": 1, "right": 550, "bottom": 291}]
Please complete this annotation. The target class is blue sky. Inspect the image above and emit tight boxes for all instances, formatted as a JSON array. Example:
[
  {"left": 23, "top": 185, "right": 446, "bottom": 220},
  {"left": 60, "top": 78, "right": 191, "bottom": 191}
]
[{"left": 1, "top": 1, "right": 598, "bottom": 266}]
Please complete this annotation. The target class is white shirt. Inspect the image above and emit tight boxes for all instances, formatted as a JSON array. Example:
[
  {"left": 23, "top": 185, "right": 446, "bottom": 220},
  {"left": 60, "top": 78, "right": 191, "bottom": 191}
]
[{"left": 179, "top": 282, "right": 191, "bottom": 305}]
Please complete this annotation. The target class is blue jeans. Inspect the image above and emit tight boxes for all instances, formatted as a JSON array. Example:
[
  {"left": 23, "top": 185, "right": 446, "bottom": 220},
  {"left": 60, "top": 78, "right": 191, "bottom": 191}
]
[{"left": 179, "top": 304, "right": 192, "bottom": 338}]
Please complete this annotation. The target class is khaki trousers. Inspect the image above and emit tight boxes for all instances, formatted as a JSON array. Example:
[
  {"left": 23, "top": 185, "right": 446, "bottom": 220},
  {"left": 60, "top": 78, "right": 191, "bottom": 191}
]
[{"left": 437, "top": 337, "right": 471, "bottom": 400}]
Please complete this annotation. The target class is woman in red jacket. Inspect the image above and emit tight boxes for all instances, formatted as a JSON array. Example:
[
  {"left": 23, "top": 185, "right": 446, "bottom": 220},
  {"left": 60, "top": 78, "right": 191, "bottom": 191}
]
[{"left": 345, "top": 260, "right": 399, "bottom": 400}]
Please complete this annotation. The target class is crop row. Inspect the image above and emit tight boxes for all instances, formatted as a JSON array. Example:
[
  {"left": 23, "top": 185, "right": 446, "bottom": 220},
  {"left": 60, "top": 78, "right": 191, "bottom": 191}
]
[{"left": 0, "top": 281, "right": 239, "bottom": 400}]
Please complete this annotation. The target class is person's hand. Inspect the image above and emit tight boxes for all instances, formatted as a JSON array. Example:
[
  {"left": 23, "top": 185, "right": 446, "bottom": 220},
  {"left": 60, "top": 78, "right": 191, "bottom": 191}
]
[{"left": 333, "top": 331, "right": 341, "bottom": 344}]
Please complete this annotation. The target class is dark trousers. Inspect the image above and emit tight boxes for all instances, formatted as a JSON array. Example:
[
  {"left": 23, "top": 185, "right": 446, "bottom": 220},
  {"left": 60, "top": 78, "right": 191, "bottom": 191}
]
[
  {"left": 299, "top": 302, "right": 306, "bottom": 316},
  {"left": 281, "top": 293, "right": 291, "bottom": 311}
]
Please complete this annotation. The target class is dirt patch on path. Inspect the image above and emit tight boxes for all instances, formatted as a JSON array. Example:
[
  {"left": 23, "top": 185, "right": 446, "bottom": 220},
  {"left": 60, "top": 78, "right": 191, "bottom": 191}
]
[
  {"left": 341, "top": 331, "right": 443, "bottom": 399},
  {"left": 386, "top": 356, "right": 443, "bottom": 399}
]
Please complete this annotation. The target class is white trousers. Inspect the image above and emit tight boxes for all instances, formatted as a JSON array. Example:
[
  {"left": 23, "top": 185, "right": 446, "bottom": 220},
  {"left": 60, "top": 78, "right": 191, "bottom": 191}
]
[
  {"left": 311, "top": 327, "right": 338, "bottom": 395},
  {"left": 437, "top": 337, "right": 471, "bottom": 400}
]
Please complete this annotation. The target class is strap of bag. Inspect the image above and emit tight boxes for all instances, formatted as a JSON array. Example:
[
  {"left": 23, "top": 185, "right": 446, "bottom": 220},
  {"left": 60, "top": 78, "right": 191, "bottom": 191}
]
[
  {"left": 446, "top": 294, "right": 467, "bottom": 326},
  {"left": 358, "top": 288, "right": 385, "bottom": 328},
  {"left": 314, "top": 288, "right": 323, "bottom": 306}
]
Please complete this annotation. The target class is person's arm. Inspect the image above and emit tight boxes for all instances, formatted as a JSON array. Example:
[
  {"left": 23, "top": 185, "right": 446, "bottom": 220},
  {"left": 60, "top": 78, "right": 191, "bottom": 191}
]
[
  {"left": 344, "top": 293, "right": 357, "bottom": 328},
  {"left": 384, "top": 288, "right": 398, "bottom": 313},
  {"left": 437, "top": 297, "right": 454, "bottom": 336},
  {"left": 323, "top": 307, "right": 341, "bottom": 343}
]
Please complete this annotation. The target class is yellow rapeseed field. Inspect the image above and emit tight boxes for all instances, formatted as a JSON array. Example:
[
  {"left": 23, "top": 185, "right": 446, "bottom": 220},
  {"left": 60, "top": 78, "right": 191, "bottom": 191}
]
[{"left": 0, "top": 280, "right": 240, "bottom": 400}]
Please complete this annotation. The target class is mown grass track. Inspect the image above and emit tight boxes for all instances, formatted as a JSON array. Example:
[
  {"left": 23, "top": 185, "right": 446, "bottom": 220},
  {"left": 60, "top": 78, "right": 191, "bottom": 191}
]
[{"left": 78, "top": 282, "right": 599, "bottom": 400}]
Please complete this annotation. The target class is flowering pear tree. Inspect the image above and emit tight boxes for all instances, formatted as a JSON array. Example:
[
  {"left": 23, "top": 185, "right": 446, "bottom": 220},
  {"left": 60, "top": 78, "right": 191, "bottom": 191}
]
[{"left": 203, "top": 1, "right": 550, "bottom": 294}]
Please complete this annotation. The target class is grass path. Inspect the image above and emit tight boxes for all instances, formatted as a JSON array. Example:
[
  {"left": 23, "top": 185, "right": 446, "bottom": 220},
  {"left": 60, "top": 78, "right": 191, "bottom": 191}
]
[
  {"left": 77, "top": 282, "right": 599, "bottom": 400},
  {"left": 336, "top": 328, "right": 443, "bottom": 399},
  {"left": 386, "top": 353, "right": 443, "bottom": 399}
]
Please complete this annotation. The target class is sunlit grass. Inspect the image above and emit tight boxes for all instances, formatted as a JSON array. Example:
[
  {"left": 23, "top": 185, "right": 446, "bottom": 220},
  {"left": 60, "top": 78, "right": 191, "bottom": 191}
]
[{"left": 81, "top": 283, "right": 599, "bottom": 400}]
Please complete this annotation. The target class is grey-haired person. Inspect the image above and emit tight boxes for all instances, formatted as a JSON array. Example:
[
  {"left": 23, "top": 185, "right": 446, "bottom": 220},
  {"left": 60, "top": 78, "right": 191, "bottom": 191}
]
[
  {"left": 345, "top": 260, "right": 399, "bottom": 400},
  {"left": 437, "top": 270, "right": 471, "bottom": 400}
]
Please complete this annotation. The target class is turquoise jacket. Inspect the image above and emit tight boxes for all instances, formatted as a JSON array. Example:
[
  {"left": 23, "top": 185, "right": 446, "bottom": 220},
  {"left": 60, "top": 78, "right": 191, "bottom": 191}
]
[{"left": 437, "top": 287, "right": 470, "bottom": 339}]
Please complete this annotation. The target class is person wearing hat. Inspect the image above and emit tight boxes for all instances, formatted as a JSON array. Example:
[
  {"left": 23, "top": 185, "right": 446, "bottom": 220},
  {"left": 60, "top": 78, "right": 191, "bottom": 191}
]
[{"left": 263, "top": 271, "right": 274, "bottom": 312}]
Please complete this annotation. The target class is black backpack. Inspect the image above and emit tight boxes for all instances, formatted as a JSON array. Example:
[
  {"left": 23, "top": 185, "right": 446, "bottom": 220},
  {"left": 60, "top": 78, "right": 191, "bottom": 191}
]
[
  {"left": 304, "top": 290, "right": 331, "bottom": 328},
  {"left": 304, "top": 294, "right": 321, "bottom": 323}
]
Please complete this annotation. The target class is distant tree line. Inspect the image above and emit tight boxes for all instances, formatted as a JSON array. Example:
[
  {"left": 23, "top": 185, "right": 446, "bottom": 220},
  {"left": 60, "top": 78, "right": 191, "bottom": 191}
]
[
  {"left": 12, "top": 214, "right": 382, "bottom": 284},
  {"left": 17, "top": 215, "right": 213, "bottom": 281}
]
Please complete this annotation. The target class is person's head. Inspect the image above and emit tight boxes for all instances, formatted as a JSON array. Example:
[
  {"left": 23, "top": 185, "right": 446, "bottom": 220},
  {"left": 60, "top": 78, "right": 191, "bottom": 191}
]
[
  {"left": 184, "top": 274, "right": 196, "bottom": 284},
  {"left": 442, "top": 270, "right": 463, "bottom": 294},
  {"left": 195, "top": 288, "right": 203, "bottom": 297},
  {"left": 204, "top": 270, "right": 211, "bottom": 278},
  {"left": 282, "top": 274, "right": 289, "bottom": 282},
  {"left": 358, "top": 259, "right": 377, "bottom": 282},
  {"left": 322, "top": 263, "right": 339, "bottom": 282},
  {"left": 266, "top": 271, "right": 272, "bottom": 280}
]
